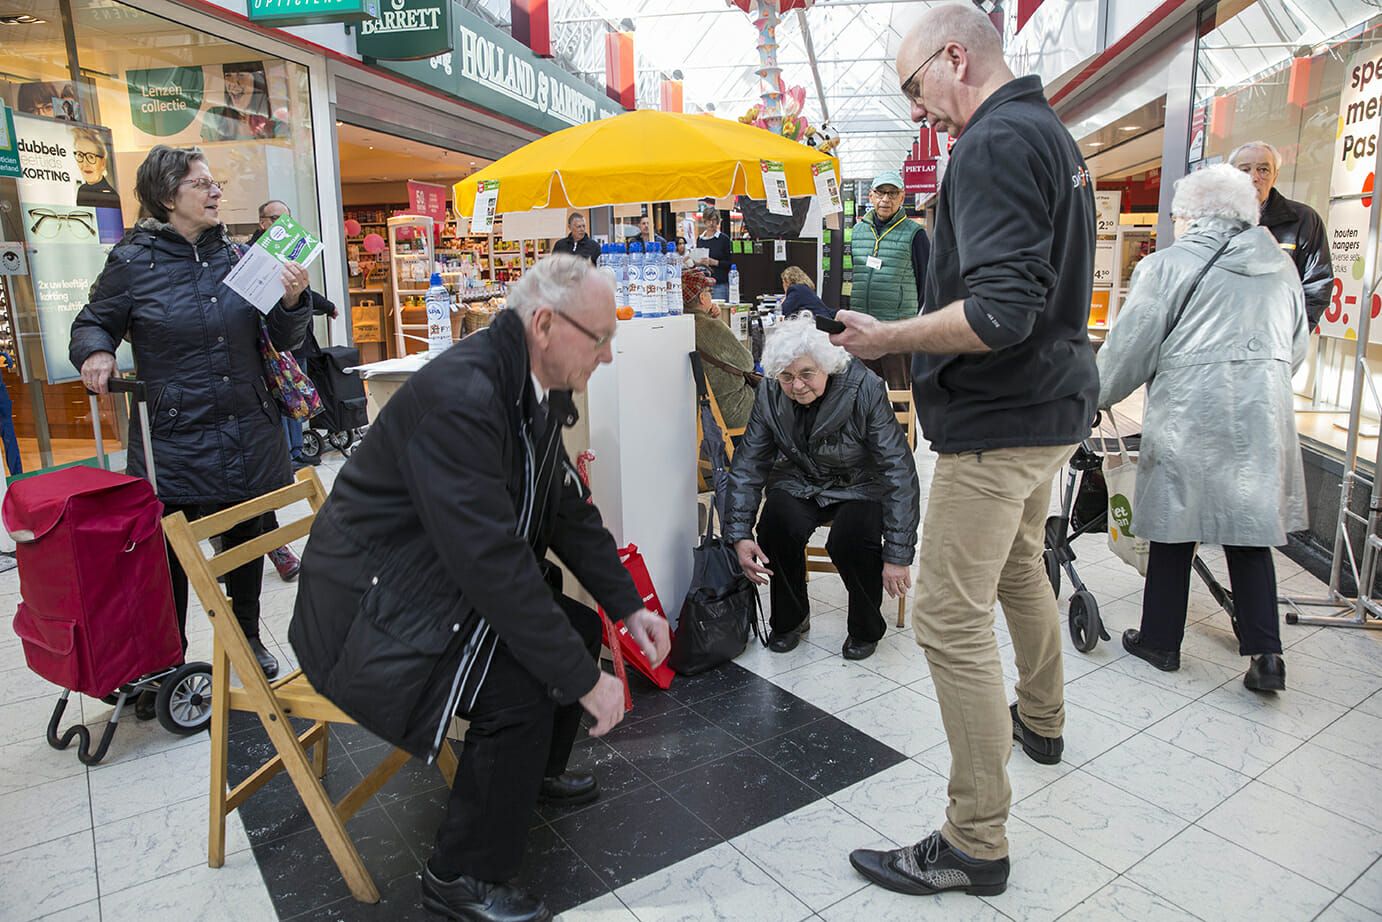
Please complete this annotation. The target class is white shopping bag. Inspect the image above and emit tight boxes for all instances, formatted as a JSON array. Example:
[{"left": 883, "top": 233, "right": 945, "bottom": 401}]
[{"left": 1103, "top": 417, "right": 1148, "bottom": 576}]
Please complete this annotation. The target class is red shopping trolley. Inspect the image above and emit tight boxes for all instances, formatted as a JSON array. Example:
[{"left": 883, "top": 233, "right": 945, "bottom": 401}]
[{"left": 3, "top": 379, "right": 212, "bottom": 764}]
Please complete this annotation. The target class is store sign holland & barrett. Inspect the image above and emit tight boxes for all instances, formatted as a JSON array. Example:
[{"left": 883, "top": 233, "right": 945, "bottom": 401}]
[
  {"left": 370, "top": 3, "right": 625, "bottom": 134},
  {"left": 356, "top": 0, "right": 451, "bottom": 61}
]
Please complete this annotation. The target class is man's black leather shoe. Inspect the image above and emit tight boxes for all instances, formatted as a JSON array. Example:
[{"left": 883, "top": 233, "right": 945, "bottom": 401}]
[
  {"left": 420, "top": 865, "right": 552, "bottom": 922},
  {"left": 850, "top": 831, "right": 1008, "bottom": 896},
  {"left": 248, "top": 637, "right": 280, "bottom": 679},
  {"left": 1244, "top": 654, "right": 1286, "bottom": 692},
  {"left": 1122, "top": 629, "right": 1180, "bottom": 672},
  {"left": 1010, "top": 703, "right": 1063, "bottom": 765},
  {"left": 842, "top": 637, "right": 877, "bottom": 660},
  {"left": 767, "top": 618, "right": 809, "bottom": 653},
  {"left": 538, "top": 771, "right": 599, "bottom": 806}
]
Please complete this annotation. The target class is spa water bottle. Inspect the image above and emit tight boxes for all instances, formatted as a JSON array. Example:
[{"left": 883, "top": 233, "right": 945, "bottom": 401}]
[
  {"left": 425, "top": 272, "right": 452, "bottom": 357},
  {"left": 728, "top": 264, "right": 740, "bottom": 305},
  {"left": 647, "top": 241, "right": 666, "bottom": 317},
  {"left": 665, "top": 243, "right": 682, "bottom": 315}
]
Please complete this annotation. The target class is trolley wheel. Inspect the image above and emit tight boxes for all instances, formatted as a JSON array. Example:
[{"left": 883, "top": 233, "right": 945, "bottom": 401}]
[
  {"left": 327, "top": 430, "right": 356, "bottom": 453},
  {"left": 1068, "top": 591, "right": 1103, "bottom": 654},
  {"left": 1286, "top": 612, "right": 1299, "bottom": 625},
  {"left": 300, "top": 430, "right": 323, "bottom": 461},
  {"left": 155, "top": 662, "right": 213, "bottom": 736},
  {"left": 1044, "top": 549, "right": 1061, "bottom": 597}
]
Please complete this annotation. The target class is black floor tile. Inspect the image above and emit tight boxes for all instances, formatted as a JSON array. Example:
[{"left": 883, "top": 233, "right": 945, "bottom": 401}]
[
  {"left": 329, "top": 722, "right": 390, "bottom": 758},
  {"left": 514, "top": 824, "right": 611, "bottom": 916},
  {"left": 231, "top": 733, "right": 371, "bottom": 847},
  {"left": 537, "top": 737, "right": 654, "bottom": 822},
  {"left": 754, "top": 714, "right": 907, "bottom": 796},
  {"left": 621, "top": 670, "right": 687, "bottom": 725},
  {"left": 663, "top": 661, "right": 759, "bottom": 706},
  {"left": 660, "top": 748, "right": 820, "bottom": 839},
  {"left": 550, "top": 783, "right": 721, "bottom": 890},
  {"left": 287, "top": 868, "right": 430, "bottom": 921},
  {"left": 601, "top": 708, "right": 745, "bottom": 781},
  {"left": 351, "top": 747, "right": 450, "bottom": 806},
  {"left": 688, "top": 678, "right": 830, "bottom": 746},
  {"left": 381, "top": 786, "right": 449, "bottom": 866},
  {"left": 254, "top": 807, "right": 419, "bottom": 920}
]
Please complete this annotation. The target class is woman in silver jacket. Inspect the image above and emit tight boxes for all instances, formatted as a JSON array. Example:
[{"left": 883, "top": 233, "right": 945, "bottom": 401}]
[{"left": 1097, "top": 164, "right": 1308, "bottom": 693}]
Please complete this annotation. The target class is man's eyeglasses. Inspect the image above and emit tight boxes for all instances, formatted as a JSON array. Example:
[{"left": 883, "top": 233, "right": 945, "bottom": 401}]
[
  {"left": 553, "top": 310, "right": 614, "bottom": 348},
  {"left": 777, "top": 368, "right": 820, "bottom": 388},
  {"left": 871, "top": 188, "right": 904, "bottom": 200},
  {"left": 27, "top": 207, "right": 95, "bottom": 239},
  {"left": 73, "top": 150, "right": 106, "bottom": 165},
  {"left": 180, "top": 177, "right": 228, "bottom": 192},
  {"left": 901, "top": 44, "right": 947, "bottom": 106}
]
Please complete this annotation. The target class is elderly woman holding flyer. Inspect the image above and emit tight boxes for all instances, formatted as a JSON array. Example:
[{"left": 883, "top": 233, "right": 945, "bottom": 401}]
[{"left": 68, "top": 144, "right": 311, "bottom": 688}]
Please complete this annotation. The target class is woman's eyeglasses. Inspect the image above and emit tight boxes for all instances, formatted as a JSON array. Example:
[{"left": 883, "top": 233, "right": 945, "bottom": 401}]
[
  {"left": 26, "top": 207, "right": 95, "bottom": 239},
  {"left": 180, "top": 177, "right": 228, "bottom": 192},
  {"left": 777, "top": 368, "right": 820, "bottom": 387},
  {"left": 73, "top": 150, "right": 106, "bottom": 165}
]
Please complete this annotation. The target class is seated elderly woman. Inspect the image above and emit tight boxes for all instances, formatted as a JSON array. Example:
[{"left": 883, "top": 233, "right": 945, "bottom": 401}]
[
  {"left": 683, "top": 269, "right": 756, "bottom": 431},
  {"left": 779, "top": 266, "right": 833, "bottom": 320},
  {"left": 1097, "top": 163, "right": 1307, "bottom": 693},
  {"left": 725, "top": 314, "right": 919, "bottom": 660}
]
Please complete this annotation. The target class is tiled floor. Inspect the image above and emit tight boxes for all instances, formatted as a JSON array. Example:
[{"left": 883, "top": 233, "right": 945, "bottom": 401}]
[{"left": 3, "top": 446, "right": 1382, "bottom": 921}]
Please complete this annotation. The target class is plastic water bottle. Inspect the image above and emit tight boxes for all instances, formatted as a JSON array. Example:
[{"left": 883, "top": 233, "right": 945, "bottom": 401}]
[
  {"left": 648, "top": 241, "right": 667, "bottom": 317},
  {"left": 728, "top": 263, "right": 740, "bottom": 305},
  {"left": 608, "top": 244, "right": 626, "bottom": 313},
  {"left": 425, "top": 272, "right": 452, "bottom": 357},
  {"left": 665, "top": 243, "right": 682, "bottom": 315},
  {"left": 628, "top": 242, "right": 645, "bottom": 316}
]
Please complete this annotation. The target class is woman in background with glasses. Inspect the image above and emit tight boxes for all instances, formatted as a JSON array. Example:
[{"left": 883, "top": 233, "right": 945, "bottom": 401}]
[
  {"left": 68, "top": 144, "right": 312, "bottom": 691},
  {"left": 724, "top": 313, "right": 919, "bottom": 661}
]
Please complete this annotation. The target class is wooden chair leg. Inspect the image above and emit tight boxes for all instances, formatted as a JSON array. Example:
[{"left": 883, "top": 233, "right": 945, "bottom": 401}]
[
  {"left": 208, "top": 638, "right": 230, "bottom": 869},
  {"left": 436, "top": 740, "right": 459, "bottom": 788},
  {"left": 312, "top": 721, "right": 329, "bottom": 779}
]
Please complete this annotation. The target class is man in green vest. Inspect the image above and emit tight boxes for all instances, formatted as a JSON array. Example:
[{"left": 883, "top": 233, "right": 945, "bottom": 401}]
[{"left": 850, "top": 171, "right": 930, "bottom": 389}]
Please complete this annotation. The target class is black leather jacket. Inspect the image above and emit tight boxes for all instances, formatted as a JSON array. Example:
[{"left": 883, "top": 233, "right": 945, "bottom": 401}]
[
  {"left": 725, "top": 360, "right": 919, "bottom": 565},
  {"left": 1260, "top": 187, "right": 1331, "bottom": 328}
]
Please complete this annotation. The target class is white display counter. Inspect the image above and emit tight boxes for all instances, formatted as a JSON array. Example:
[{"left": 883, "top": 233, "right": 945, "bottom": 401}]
[{"left": 353, "top": 314, "right": 699, "bottom": 626}]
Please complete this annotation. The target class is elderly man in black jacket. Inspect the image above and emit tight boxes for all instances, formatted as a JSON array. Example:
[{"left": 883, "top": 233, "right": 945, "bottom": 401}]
[
  {"left": 1230, "top": 140, "right": 1332, "bottom": 328},
  {"left": 289, "top": 254, "right": 669, "bottom": 922}
]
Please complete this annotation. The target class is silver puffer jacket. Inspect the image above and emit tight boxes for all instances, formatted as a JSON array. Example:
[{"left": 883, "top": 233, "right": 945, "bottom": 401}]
[{"left": 1097, "top": 216, "right": 1308, "bottom": 547}]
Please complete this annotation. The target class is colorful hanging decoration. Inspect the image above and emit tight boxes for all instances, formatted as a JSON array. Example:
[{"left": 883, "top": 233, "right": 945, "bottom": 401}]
[{"left": 727, "top": 0, "right": 815, "bottom": 137}]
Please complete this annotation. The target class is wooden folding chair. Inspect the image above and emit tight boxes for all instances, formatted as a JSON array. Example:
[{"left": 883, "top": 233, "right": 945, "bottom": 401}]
[
  {"left": 163, "top": 468, "right": 458, "bottom": 904},
  {"left": 697, "top": 374, "right": 743, "bottom": 491},
  {"left": 807, "top": 388, "right": 918, "bottom": 629}
]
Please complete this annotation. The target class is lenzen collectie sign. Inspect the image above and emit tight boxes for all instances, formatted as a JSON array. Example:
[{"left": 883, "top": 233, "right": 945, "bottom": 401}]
[{"left": 357, "top": 0, "right": 451, "bottom": 61}]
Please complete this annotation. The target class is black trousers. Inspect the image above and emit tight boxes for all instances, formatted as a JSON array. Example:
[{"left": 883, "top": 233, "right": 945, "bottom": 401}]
[
  {"left": 164, "top": 503, "right": 272, "bottom": 649},
  {"left": 1140, "top": 541, "right": 1283, "bottom": 656},
  {"left": 756, "top": 491, "right": 886, "bottom": 643},
  {"left": 430, "top": 595, "right": 603, "bottom": 882}
]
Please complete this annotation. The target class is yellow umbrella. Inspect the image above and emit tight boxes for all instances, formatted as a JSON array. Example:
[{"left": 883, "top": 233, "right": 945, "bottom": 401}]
[{"left": 452, "top": 109, "right": 839, "bottom": 215}]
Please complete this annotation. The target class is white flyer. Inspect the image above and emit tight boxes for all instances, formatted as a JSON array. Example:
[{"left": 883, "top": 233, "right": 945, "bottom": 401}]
[
  {"left": 761, "top": 160, "right": 792, "bottom": 216},
  {"left": 221, "top": 214, "right": 325, "bottom": 314},
  {"left": 811, "top": 161, "right": 843, "bottom": 216},
  {"left": 472, "top": 180, "right": 500, "bottom": 233}
]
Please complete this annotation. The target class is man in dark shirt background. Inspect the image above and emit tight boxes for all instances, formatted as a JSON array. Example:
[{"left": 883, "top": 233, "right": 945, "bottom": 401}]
[{"left": 553, "top": 212, "right": 600, "bottom": 264}]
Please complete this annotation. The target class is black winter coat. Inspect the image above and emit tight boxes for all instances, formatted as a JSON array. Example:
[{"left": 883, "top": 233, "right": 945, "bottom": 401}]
[
  {"left": 725, "top": 360, "right": 919, "bottom": 565},
  {"left": 288, "top": 309, "right": 643, "bottom": 762},
  {"left": 68, "top": 221, "right": 311, "bottom": 505},
  {"left": 1259, "top": 187, "right": 1331, "bottom": 328}
]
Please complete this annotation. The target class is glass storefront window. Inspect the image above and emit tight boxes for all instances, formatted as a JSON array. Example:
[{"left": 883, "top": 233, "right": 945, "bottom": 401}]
[
  {"left": 1192, "top": 0, "right": 1382, "bottom": 453},
  {"left": 0, "top": 0, "right": 321, "bottom": 472}
]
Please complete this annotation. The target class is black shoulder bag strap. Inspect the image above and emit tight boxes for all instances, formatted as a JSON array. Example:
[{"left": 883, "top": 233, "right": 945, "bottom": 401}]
[{"left": 1167, "top": 230, "right": 1241, "bottom": 337}]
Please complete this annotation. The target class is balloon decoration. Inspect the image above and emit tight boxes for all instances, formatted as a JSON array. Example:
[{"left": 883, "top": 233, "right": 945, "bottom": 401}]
[
  {"left": 343, "top": 218, "right": 362, "bottom": 237},
  {"left": 362, "top": 232, "right": 387, "bottom": 254}
]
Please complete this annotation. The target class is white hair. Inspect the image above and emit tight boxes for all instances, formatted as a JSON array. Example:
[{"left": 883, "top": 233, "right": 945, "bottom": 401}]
[
  {"left": 1171, "top": 164, "right": 1259, "bottom": 225},
  {"left": 761, "top": 312, "right": 851, "bottom": 379},
  {"left": 1228, "top": 140, "right": 1282, "bottom": 170},
  {"left": 506, "top": 252, "right": 609, "bottom": 320}
]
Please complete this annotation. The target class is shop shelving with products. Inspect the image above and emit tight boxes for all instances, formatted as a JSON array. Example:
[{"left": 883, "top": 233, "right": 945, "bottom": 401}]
[{"left": 388, "top": 214, "right": 435, "bottom": 358}]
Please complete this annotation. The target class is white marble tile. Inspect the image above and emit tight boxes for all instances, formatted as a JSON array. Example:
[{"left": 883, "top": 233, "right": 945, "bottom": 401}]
[
  {"left": 0, "top": 735, "right": 88, "bottom": 797},
  {"left": 1083, "top": 732, "right": 1250, "bottom": 821},
  {"left": 836, "top": 686, "right": 949, "bottom": 758},
  {"left": 1107, "top": 650, "right": 1240, "bottom": 699},
  {"left": 976, "top": 817, "right": 1116, "bottom": 922},
  {"left": 1062, "top": 667, "right": 1195, "bottom": 730},
  {"left": 615, "top": 841, "right": 812, "bottom": 922},
  {"left": 1317, "top": 897, "right": 1382, "bottom": 922},
  {"left": 734, "top": 633, "right": 834, "bottom": 679},
  {"left": 1345, "top": 858, "right": 1382, "bottom": 914},
  {"left": 33, "top": 901, "right": 101, "bottom": 922},
  {"left": 0, "top": 830, "right": 98, "bottom": 921},
  {"left": 859, "top": 633, "right": 932, "bottom": 686},
  {"left": 1290, "top": 629, "right": 1382, "bottom": 678},
  {"left": 1176, "top": 622, "right": 1247, "bottom": 669},
  {"left": 87, "top": 735, "right": 210, "bottom": 826},
  {"left": 1284, "top": 653, "right": 1382, "bottom": 709},
  {"left": 1360, "top": 689, "right": 1382, "bottom": 720},
  {"left": 1075, "top": 562, "right": 1148, "bottom": 602},
  {"left": 1059, "top": 621, "right": 1130, "bottom": 669},
  {"left": 819, "top": 883, "right": 1012, "bottom": 922},
  {"left": 0, "top": 663, "right": 65, "bottom": 704},
  {"left": 0, "top": 773, "right": 92, "bottom": 858},
  {"left": 1315, "top": 710, "right": 1382, "bottom": 767},
  {"left": 767, "top": 656, "right": 900, "bottom": 715},
  {"left": 1126, "top": 825, "right": 1333, "bottom": 921},
  {"left": 913, "top": 737, "right": 1075, "bottom": 808},
  {"left": 95, "top": 792, "right": 252, "bottom": 896},
  {"left": 1011, "top": 769, "right": 1187, "bottom": 873},
  {"left": 1057, "top": 878, "right": 1200, "bottom": 922},
  {"left": 73, "top": 707, "right": 206, "bottom": 767},
  {"left": 1260, "top": 742, "right": 1382, "bottom": 833},
  {"left": 0, "top": 694, "right": 66, "bottom": 748},
  {"left": 733, "top": 799, "right": 892, "bottom": 912},
  {"left": 1199, "top": 682, "right": 1348, "bottom": 741},
  {"left": 556, "top": 893, "right": 640, "bottom": 922},
  {"left": 1146, "top": 701, "right": 1303, "bottom": 776},
  {"left": 98, "top": 848, "right": 276, "bottom": 922},
  {"left": 827, "top": 759, "right": 949, "bottom": 848},
  {"left": 1058, "top": 702, "right": 1141, "bottom": 767}
]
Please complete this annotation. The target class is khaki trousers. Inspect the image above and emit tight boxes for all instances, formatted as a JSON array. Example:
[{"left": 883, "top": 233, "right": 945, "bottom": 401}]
[{"left": 912, "top": 444, "right": 1075, "bottom": 860}]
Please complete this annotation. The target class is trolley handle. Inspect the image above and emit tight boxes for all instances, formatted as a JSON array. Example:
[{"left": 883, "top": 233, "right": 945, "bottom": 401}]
[{"left": 85, "top": 377, "right": 157, "bottom": 493}]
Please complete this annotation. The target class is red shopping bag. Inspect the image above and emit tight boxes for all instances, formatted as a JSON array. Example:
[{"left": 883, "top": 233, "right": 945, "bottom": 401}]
[{"left": 602, "top": 544, "right": 676, "bottom": 690}]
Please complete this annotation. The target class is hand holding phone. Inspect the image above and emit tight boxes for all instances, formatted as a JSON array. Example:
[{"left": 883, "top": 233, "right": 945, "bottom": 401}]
[{"left": 814, "top": 314, "right": 846, "bottom": 335}]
